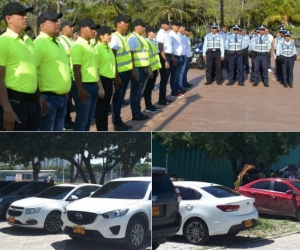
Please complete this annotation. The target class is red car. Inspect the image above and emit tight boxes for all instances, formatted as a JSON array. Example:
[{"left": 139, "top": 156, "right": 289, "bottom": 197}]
[{"left": 239, "top": 178, "right": 300, "bottom": 221}]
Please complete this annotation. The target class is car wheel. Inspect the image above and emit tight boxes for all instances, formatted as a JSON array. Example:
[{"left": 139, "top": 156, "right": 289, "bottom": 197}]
[
  {"left": 44, "top": 212, "right": 62, "bottom": 233},
  {"left": 152, "top": 241, "right": 160, "bottom": 250},
  {"left": 296, "top": 208, "right": 300, "bottom": 222},
  {"left": 125, "top": 218, "right": 146, "bottom": 250},
  {"left": 184, "top": 218, "right": 209, "bottom": 245}
]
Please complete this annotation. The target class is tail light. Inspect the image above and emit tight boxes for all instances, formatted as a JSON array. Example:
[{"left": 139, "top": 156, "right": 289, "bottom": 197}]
[
  {"left": 174, "top": 187, "right": 182, "bottom": 203},
  {"left": 216, "top": 205, "right": 240, "bottom": 212}
]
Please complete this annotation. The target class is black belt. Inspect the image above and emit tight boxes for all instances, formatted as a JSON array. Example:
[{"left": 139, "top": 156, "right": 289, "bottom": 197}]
[
  {"left": 207, "top": 49, "right": 220, "bottom": 53},
  {"left": 40, "top": 91, "right": 66, "bottom": 96},
  {"left": 256, "top": 52, "right": 268, "bottom": 56},
  {"left": 82, "top": 82, "right": 97, "bottom": 85},
  {"left": 7, "top": 88, "right": 39, "bottom": 101},
  {"left": 165, "top": 53, "right": 173, "bottom": 57}
]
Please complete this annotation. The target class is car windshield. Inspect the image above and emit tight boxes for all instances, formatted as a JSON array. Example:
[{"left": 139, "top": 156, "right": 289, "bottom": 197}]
[
  {"left": 202, "top": 185, "right": 241, "bottom": 198},
  {"left": 290, "top": 181, "right": 300, "bottom": 191},
  {"left": 92, "top": 181, "right": 150, "bottom": 199},
  {"left": 0, "top": 182, "right": 30, "bottom": 195},
  {"left": 35, "top": 186, "right": 74, "bottom": 200}
]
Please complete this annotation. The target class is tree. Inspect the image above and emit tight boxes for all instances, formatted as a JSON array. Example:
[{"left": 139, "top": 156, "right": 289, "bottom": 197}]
[{"left": 154, "top": 132, "right": 300, "bottom": 180}]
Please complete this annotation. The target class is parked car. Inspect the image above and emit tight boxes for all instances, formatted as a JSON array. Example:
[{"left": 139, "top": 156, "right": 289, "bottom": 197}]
[
  {"left": 0, "top": 181, "right": 14, "bottom": 190},
  {"left": 239, "top": 178, "right": 300, "bottom": 221},
  {"left": 174, "top": 181, "right": 258, "bottom": 245},
  {"left": 6, "top": 183, "right": 101, "bottom": 233},
  {"left": 61, "top": 177, "right": 151, "bottom": 250},
  {"left": 152, "top": 167, "right": 182, "bottom": 250},
  {"left": 0, "top": 181, "right": 53, "bottom": 218}
]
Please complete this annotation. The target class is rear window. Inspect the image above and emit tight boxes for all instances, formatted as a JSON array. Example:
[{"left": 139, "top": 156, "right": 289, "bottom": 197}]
[
  {"left": 251, "top": 181, "right": 271, "bottom": 190},
  {"left": 273, "top": 182, "right": 291, "bottom": 193},
  {"left": 202, "top": 185, "right": 240, "bottom": 198},
  {"left": 152, "top": 173, "right": 174, "bottom": 195},
  {"left": 290, "top": 181, "right": 300, "bottom": 191}
]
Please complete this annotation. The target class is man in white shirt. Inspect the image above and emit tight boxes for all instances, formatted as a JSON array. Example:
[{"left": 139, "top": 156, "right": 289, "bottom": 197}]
[
  {"left": 169, "top": 21, "right": 184, "bottom": 96},
  {"left": 156, "top": 19, "right": 176, "bottom": 105},
  {"left": 265, "top": 28, "right": 274, "bottom": 72},
  {"left": 178, "top": 24, "right": 189, "bottom": 91},
  {"left": 181, "top": 27, "right": 193, "bottom": 88}
]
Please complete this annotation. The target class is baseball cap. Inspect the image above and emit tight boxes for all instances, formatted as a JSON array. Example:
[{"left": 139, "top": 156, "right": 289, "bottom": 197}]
[
  {"left": 185, "top": 27, "right": 192, "bottom": 32},
  {"left": 96, "top": 26, "right": 115, "bottom": 35},
  {"left": 60, "top": 20, "right": 75, "bottom": 29},
  {"left": 146, "top": 26, "right": 157, "bottom": 33},
  {"left": 37, "top": 12, "right": 63, "bottom": 26},
  {"left": 160, "top": 19, "right": 170, "bottom": 25},
  {"left": 114, "top": 14, "right": 131, "bottom": 25},
  {"left": 78, "top": 18, "right": 100, "bottom": 30},
  {"left": 2, "top": 2, "right": 33, "bottom": 18},
  {"left": 133, "top": 19, "right": 147, "bottom": 27},
  {"left": 171, "top": 21, "right": 181, "bottom": 26}
]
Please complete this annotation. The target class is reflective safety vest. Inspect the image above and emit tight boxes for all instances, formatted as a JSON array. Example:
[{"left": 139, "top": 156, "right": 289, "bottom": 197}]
[
  {"left": 206, "top": 33, "right": 222, "bottom": 49},
  {"left": 253, "top": 35, "right": 269, "bottom": 52},
  {"left": 227, "top": 34, "right": 243, "bottom": 51},
  {"left": 128, "top": 32, "right": 150, "bottom": 67},
  {"left": 146, "top": 39, "right": 161, "bottom": 71},
  {"left": 114, "top": 32, "right": 133, "bottom": 72},
  {"left": 281, "top": 41, "right": 296, "bottom": 57}
]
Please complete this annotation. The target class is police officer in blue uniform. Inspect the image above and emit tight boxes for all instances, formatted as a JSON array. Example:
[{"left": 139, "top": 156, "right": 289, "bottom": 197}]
[
  {"left": 203, "top": 22, "right": 225, "bottom": 85},
  {"left": 276, "top": 31, "right": 297, "bottom": 88},
  {"left": 250, "top": 24, "right": 271, "bottom": 87},
  {"left": 274, "top": 27, "right": 286, "bottom": 84},
  {"left": 225, "top": 24, "right": 246, "bottom": 86}
]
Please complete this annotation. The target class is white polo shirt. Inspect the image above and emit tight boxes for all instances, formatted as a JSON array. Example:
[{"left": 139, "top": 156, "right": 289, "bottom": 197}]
[
  {"left": 179, "top": 33, "right": 187, "bottom": 56},
  {"left": 169, "top": 30, "right": 183, "bottom": 56},
  {"left": 156, "top": 28, "right": 172, "bottom": 54},
  {"left": 186, "top": 36, "right": 192, "bottom": 58}
]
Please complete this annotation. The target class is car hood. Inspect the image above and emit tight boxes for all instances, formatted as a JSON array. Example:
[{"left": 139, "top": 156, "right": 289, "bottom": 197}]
[
  {"left": 66, "top": 198, "right": 139, "bottom": 214},
  {"left": 11, "top": 197, "right": 61, "bottom": 208}
]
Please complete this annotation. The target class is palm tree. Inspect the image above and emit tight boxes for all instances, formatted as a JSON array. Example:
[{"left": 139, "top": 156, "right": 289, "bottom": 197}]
[{"left": 264, "top": 0, "right": 300, "bottom": 27}]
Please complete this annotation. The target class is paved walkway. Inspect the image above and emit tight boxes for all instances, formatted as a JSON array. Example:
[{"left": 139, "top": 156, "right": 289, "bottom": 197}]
[{"left": 84, "top": 49, "right": 300, "bottom": 132}]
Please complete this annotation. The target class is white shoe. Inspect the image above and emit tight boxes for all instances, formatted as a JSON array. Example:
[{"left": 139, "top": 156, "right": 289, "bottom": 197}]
[{"left": 268, "top": 69, "right": 272, "bottom": 72}]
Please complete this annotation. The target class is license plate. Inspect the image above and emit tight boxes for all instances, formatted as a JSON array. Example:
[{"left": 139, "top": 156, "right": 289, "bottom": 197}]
[
  {"left": 8, "top": 216, "right": 15, "bottom": 223},
  {"left": 73, "top": 226, "right": 85, "bottom": 235},
  {"left": 245, "top": 219, "right": 252, "bottom": 228},
  {"left": 152, "top": 206, "right": 160, "bottom": 216}
]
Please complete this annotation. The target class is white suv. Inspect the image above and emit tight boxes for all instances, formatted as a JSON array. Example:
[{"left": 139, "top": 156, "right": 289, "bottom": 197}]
[
  {"left": 61, "top": 177, "right": 151, "bottom": 250},
  {"left": 6, "top": 184, "right": 101, "bottom": 233}
]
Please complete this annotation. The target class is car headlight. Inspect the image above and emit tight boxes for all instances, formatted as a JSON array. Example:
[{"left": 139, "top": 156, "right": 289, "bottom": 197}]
[
  {"left": 102, "top": 208, "right": 129, "bottom": 219},
  {"left": 25, "top": 207, "right": 42, "bottom": 214}
]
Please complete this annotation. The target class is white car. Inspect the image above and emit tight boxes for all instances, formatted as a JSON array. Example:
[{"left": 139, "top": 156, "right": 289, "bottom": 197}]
[
  {"left": 6, "top": 183, "right": 101, "bottom": 233},
  {"left": 61, "top": 177, "right": 151, "bottom": 250},
  {"left": 174, "top": 181, "right": 258, "bottom": 245}
]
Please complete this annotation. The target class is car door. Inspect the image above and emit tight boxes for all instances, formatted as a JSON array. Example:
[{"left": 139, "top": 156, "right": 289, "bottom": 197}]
[
  {"left": 248, "top": 180, "right": 272, "bottom": 214},
  {"left": 271, "top": 181, "right": 297, "bottom": 217}
]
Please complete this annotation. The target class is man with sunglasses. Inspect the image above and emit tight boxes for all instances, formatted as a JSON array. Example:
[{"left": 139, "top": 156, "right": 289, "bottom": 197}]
[{"left": 0, "top": 2, "right": 40, "bottom": 131}]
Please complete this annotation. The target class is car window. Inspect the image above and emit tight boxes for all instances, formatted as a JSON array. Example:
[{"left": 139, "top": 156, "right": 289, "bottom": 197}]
[
  {"left": 36, "top": 186, "right": 74, "bottom": 200},
  {"left": 176, "top": 187, "right": 202, "bottom": 200},
  {"left": 273, "top": 182, "right": 291, "bottom": 193},
  {"left": 39, "top": 182, "right": 53, "bottom": 192},
  {"left": 20, "top": 183, "right": 40, "bottom": 195},
  {"left": 92, "top": 181, "right": 150, "bottom": 199},
  {"left": 202, "top": 185, "right": 240, "bottom": 198},
  {"left": 290, "top": 181, "right": 300, "bottom": 191},
  {"left": 152, "top": 173, "right": 174, "bottom": 195},
  {"left": 0, "top": 182, "right": 30, "bottom": 195},
  {"left": 71, "top": 186, "right": 99, "bottom": 199},
  {"left": 251, "top": 181, "right": 271, "bottom": 190}
]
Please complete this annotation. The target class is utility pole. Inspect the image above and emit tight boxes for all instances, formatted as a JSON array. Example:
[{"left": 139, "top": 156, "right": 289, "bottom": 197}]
[{"left": 220, "top": 0, "right": 224, "bottom": 26}]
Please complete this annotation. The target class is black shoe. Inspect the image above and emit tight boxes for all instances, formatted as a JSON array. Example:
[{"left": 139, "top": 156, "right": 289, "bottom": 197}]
[
  {"left": 217, "top": 81, "right": 223, "bottom": 85},
  {"left": 64, "top": 121, "right": 74, "bottom": 130},
  {"left": 145, "top": 105, "right": 159, "bottom": 113},
  {"left": 289, "top": 85, "right": 293, "bottom": 88},
  {"left": 178, "top": 88, "right": 186, "bottom": 93},
  {"left": 204, "top": 81, "right": 212, "bottom": 85},
  {"left": 264, "top": 83, "right": 269, "bottom": 87},
  {"left": 122, "top": 100, "right": 129, "bottom": 106},
  {"left": 158, "top": 98, "right": 172, "bottom": 105},
  {"left": 238, "top": 82, "right": 245, "bottom": 86},
  {"left": 183, "top": 82, "right": 193, "bottom": 88},
  {"left": 252, "top": 82, "right": 259, "bottom": 87},
  {"left": 249, "top": 80, "right": 254, "bottom": 83},
  {"left": 284, "top": 84, "right": 288, "bottom": 88},
  {"left": 226, "top": 82, "right": 235, "bottom": 86},
  {"left": 132, "top": 114, "right": 149, "bottom": 121},
  {"left": 113, "top": 123, "right": 128, "bottom": 131},
  {"left": 121, "top": 122, "right": 132, "bottom": 129}
]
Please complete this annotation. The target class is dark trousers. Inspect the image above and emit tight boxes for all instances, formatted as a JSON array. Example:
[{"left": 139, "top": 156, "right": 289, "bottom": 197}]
[
  {"left": 228, "top": 54, "right": 244, "bottom": 83},
  {"left": 206, "top": 50, "right": 222, "bottom": 82},
  {"left": 243, "top": 49, "right": 249, "bottom": 73},
  {"left": 170, "top": 55, "right": 183, "bottom": 95},
  {"left": 253, "top": 55, "right": 268, "bottom": 83},
  {"left": 95, "top": 76, "right": 113, "bottom": 131},
  {"left": 282, "top": 57, "right": 294, "bottom": 85},
  {"left": 64, "top": 81, "right": 75, "bottom": 124},
  {"left": 0, "top": 94, "right": 40, "bottom": 131},
  {"left": 144, "top": 70, "right": 158, "bottom": 108},
  {"left": 112, "top": 70, "right": 131, "bottom": 125},
  {"left": 276, "top": 58, "right": 283, "bottom": 81},
  {"left": 159, "top": 55, "right": 172, "bottom": 97}
]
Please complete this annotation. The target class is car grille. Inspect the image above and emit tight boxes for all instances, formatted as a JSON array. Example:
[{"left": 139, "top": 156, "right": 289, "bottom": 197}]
[
  {"left": 67, "top": 211, "right": 98, "bottom": 225},
  {"left": 8, "top": 209, "right": 22, "bottom": 216}
]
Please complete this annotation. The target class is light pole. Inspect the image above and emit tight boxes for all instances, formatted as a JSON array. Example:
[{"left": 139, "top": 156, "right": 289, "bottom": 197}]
[{"left": 220, "top": 0, "right": 224, "bottom": 26}]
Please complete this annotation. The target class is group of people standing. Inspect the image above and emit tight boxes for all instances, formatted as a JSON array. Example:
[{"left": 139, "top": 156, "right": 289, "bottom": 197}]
[
  {"left": 202, "top": 23, "right": 297, "bottom": 88},
  {"left": 0, "top": 2, "right": 193, "bottom": 132}
]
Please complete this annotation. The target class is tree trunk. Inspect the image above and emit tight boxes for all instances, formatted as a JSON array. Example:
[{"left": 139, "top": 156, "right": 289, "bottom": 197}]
[
  {"left": 32, "top": 160, "right": 41, "bottom": 181},
  {"left": 66, "top": 157, "right": 89, "bottom": 183},
  {"left": 100, "top": 168, "right": 109, "bottom": 185},
  {"left": 123, "top": 164, "right": 131, "bottom": 177},
  {"left": 82, "top": 153, "right": 96, "bottom": 184}
]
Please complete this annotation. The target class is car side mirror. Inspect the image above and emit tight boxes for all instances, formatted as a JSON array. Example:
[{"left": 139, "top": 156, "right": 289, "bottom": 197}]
[
  {"left": 68, "top": 195, "right": 78, "bottom": 201},
  {"left": 286, "top": 190, "right": 294, "bottom": 195}
]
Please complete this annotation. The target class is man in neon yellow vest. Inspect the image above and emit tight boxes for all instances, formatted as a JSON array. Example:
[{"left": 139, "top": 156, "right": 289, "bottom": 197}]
[
  {"left": 144, "top": 26, "right": 161, "bottom": 113},
  {"left": 110, "top": 15, "right": 133, "bottom": 131},
  {"left": 59, "top": 20, "right": 75, "bottom": 130},
  {"left": 127, "top": 19, "right": 151, "bottom": 120}
]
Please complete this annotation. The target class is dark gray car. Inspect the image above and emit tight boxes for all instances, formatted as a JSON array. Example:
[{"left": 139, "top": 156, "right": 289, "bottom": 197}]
[{"left": 152, "top": 167, "right": 181, "bottom": 250}]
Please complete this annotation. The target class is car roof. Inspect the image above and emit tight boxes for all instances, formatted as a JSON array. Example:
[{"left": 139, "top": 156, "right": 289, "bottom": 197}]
[
  {"left": 110, "top": 177, "right": 151, "bottom": 182},
  {"left": 174, "top": 181, "right": 222, "bottom": 188},
  {"left": 55, "top": 183, "right": 101, "bottom": 187},
  {"left": 249, "top": 178, "right": 300, "bottom": 183},
  {"left": 152, "top": 166, "right": 167, "bottom": 173}
]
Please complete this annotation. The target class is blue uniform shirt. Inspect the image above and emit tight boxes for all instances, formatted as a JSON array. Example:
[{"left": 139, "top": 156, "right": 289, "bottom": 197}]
[
  {"left": 225, "top": 33, "right": 246, "bottom": 51},
  {"left": 203, "top": 33, "right": 224, "bottom": 57},
  {"left": 250, "top": 35, "right": 271, "bottom": 52},
  {"left": 276, "top": 40, "right": 297, "bottom": 57}
]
